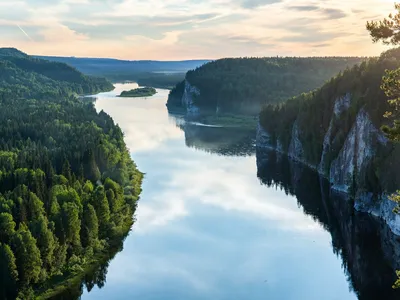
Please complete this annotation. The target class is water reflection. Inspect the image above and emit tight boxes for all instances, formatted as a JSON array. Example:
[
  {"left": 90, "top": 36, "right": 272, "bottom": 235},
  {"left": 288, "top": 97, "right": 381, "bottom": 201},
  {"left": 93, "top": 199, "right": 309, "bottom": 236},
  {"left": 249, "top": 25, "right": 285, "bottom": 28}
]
[
  {"left": 168, "top": 112, "right": 255, "bottom": 156},
  {"left": 257, "top": 148, "right": 400, "bottom": 300},
  {"left": 53, "top": 83, "right": 400, "bottom": 300}
]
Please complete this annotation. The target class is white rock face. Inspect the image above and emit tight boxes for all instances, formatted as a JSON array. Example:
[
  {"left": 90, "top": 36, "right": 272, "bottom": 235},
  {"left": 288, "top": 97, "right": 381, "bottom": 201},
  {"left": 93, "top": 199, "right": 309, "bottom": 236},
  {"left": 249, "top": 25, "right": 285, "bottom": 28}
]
[
  {"left": 355, "top": 193, "right": 400, "bottom": 236},
  {"left": 276, "top": 139, "right": 284, "bottom": 153},
  {"left": 256, "top": 121, "right": 273, "bottom": 149},
  {"left": 333, "top": 93, "right": 351, "bottom": 117},
  {"left": 288, "top": 120, "right": 305, "bottom": 162},
  {"left": 182, "top": 80, "right": 200, "bottom": 115},
  {"left": 319, "top": 94, "right": 351, "bottom": 174},
  {"left": 330, "top": 109, "right": 387, "bottom": 192}
]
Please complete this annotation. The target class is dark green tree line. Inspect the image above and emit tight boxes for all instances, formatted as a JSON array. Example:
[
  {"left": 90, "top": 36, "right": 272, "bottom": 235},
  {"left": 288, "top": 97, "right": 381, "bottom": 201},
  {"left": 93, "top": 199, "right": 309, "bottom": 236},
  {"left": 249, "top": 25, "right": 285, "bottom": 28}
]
[{"left": 0, "top": 48, "right": 143, "bottom": 298}]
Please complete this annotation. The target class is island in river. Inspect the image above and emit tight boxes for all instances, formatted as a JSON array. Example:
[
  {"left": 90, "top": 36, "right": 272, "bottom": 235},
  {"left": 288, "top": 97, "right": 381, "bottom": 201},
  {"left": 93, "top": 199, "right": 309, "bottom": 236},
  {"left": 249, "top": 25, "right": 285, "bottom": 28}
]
[{"left": 119, "top": 87, "right": 157, "bottom": 97}]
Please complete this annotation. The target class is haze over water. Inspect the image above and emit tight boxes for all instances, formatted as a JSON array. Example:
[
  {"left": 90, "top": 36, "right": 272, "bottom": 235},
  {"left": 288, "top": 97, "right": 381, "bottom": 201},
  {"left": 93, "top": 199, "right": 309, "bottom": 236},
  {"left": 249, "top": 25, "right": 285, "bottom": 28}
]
[{"left": 79, "top": 82, "right": 395, "bottom": 300}]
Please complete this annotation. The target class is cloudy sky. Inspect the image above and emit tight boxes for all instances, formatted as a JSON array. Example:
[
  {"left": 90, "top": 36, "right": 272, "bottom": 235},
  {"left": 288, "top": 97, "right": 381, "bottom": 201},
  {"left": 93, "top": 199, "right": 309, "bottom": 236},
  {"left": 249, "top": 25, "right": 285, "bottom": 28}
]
[{"left": 0, "top": 0, "right": 394, "bottom": 59}]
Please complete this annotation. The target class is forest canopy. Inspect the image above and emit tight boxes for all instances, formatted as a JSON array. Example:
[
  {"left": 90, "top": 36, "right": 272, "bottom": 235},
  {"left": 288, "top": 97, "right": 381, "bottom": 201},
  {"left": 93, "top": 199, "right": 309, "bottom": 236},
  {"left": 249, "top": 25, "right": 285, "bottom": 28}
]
[
  {"left": 167, "top": 57, "right": 366, "bottom": 114},
  {"left": 259, "top": 47, "right": 400, "bottom": 195},
  {"left": 0, "top": 48, "right": 142, "bottom": 299},
  {"left": 119, "top": 87, "right": 157, "bottom": 98}
]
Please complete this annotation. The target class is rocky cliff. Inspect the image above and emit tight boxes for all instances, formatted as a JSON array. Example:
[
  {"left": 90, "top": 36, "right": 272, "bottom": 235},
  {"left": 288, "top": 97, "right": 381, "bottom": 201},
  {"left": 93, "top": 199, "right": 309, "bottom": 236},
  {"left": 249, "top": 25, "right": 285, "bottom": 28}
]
[
  {"left": 181, "top": 80, "right": 201, "bottom": 116},
  {"left": 257, "top": 149, "right": 400, "bottom": 298},
  {"left": 256, "top": 93, "right": 400, "bottom": 235}
]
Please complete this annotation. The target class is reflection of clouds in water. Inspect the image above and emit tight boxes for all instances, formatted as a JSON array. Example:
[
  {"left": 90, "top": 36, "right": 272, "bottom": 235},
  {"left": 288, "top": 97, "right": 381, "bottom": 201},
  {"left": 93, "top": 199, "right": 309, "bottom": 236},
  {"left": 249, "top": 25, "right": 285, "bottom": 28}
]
[
  {"left": 134, "top": 147, "right": 323, "bottom": 234},
  {"left": 83, "top": 83, "right": 355, "bottom": 300},
  {"left": 94, "top": 83, "right": 183, "bottom": 152},
  {"left": 104, "top": 253, "right": 211, "bottom": 292}
]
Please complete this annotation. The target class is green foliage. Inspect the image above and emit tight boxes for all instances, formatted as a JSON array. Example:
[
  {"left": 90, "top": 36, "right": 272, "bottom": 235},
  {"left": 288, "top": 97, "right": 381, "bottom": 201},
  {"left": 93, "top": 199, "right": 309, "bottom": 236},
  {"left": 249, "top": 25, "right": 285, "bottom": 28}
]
[
  {"left": 167, "top": 57, "right": 365, "bottom": 114},
  {"left": 81, "top": 204, "right": 99, "bottom": 249},
  {"left": 0, "top": 48, "right": 143, "bottom": 296},
  {"left": 394, "top": 270, "right": 400, "bottom": 289},
  {"left": 0, "top": 243, "right": 18, "bottom": 299},
  {"left": 0, "top": 48, "right": 114, "bottom": 98},
  {"left": 367, "top": 4, "right": 400, "bottom": 142},
  {"left": 119, "top": 87, "right": 157, "bottom": 97},
  {"left": 366, "top": 4, "right": 400, "bottom": 45},
  {"left": 389, "top": 190, "right": 400, "bottom": 214},
  {"left": 11, "top": 224, "right": 42, "bottom": 285},
  {"left": 259, "top": 48, "right": 400, "bottom": 189}
]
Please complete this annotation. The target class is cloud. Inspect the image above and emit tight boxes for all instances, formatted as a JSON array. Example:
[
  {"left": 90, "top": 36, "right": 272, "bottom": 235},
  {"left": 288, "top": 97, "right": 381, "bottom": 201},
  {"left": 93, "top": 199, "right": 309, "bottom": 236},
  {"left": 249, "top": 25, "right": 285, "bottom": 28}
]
[
  {"left": 321, "top": 8, "right": 347, "bottom": 20},
  {"left": 287, "top": 5, "right": 319, "bottom": 11},
  {"left": 239, "top": 0, "right": 281, "bottom": 9},
  {"left": 0, "top": 0, "right": 393, "bottom": 58}
]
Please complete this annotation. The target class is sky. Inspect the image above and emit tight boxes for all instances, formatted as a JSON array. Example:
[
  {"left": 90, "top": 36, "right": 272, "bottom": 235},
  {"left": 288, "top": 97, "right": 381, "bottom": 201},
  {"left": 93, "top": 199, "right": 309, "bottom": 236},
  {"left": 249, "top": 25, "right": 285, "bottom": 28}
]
[{"left": 0, "top": 0, "right": 395, "bottom": 60}]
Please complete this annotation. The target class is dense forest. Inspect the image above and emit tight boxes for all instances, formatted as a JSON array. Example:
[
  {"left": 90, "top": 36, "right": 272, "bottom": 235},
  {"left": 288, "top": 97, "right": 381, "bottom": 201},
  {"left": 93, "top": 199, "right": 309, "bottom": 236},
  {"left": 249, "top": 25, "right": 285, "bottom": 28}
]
[
  {"left": 37, "top": 55, "right": 208, "bottom": 88},
  {"left": 119, "top": 87, "right": 157, "bottom": 97},
  {"left": 0, "top": 48, "right": 143, "bottom": 298},
  {"left": 167, "top": 57, "right": 365, "bottom": 114},
  {"left": 0, "top": 48, "right": 114, "bottom": 96},
  {"left": 259, "top": 47, "right": 400, "bottom": 195}
]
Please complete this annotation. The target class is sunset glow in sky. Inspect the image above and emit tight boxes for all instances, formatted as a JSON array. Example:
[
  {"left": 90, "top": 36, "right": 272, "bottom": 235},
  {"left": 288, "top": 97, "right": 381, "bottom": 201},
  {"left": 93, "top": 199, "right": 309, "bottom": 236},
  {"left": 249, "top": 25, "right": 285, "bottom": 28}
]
[{"left": 0, "top": 0, "right": 394, "bottom": 59}]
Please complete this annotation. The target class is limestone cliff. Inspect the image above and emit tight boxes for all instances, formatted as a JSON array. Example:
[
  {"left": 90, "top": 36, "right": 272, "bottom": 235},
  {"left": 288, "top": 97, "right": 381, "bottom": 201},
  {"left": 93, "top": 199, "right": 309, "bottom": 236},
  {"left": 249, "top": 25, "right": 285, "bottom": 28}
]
[
  {"left": 181, "top": 80, "right": 200, "bottom": 116},
  {"left": 256, "top": 94, "right": 398, "bottom": 234}
]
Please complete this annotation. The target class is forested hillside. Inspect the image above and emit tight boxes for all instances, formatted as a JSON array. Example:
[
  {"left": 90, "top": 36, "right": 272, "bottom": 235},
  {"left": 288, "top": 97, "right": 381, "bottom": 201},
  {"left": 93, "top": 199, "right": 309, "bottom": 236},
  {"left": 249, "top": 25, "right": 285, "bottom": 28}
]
[
  {"left": 37, "top": 55, "right": 209, "bottom": 88},
  {"left": 0, "top": 48, "right": 114, "bottom": 96},
  {"left": 259, "top": 48, "right": 400, "bottom": 196},
  {"left": 0, "top": 48, "right": 142, "bottom": 298},
  {"left": 167, "top": 57, "right": 365, "bottom": 114}
]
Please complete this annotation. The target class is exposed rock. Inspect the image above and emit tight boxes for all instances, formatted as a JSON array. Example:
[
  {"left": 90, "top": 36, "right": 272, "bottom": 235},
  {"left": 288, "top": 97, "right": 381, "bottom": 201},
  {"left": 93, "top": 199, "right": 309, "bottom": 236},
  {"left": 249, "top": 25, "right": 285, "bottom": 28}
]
[
  {"left": 319, "top": 93, "right": 351, "bottom": 175},
  {"left": 288, "top": 120, "right": 306, "bottom": 163},
  {"left": 256, "top": 122, "right": 273, "bottom": 149},
  {"left": 276, "top": 139, "right": 284, "bottom": 153},
  {"left": 330, "top": 109, "right": 386, "bottom": 192},
  {"left": 182, "top": 80, "right": 200, "bottom": 116},
  {"left": 333, "top": 93, "right": 351, "bottom": 117},
  {"left": 354, "top": 193, "right": 400, "bottom": 236}
]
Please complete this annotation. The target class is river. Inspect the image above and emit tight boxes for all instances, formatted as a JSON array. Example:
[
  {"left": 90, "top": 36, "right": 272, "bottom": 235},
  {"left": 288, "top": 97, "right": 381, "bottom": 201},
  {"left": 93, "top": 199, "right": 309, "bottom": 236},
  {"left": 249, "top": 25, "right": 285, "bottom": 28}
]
[{"left": 75, "top": 83, "right": 400, "bottom": 300}]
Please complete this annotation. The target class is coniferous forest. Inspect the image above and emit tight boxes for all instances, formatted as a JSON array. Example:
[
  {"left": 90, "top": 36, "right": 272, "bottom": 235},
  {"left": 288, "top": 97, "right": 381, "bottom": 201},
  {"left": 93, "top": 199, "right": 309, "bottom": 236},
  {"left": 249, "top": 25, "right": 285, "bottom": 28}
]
[
  {"left": 167, "top": 57, "right": 365, "bottom": 114},
  {"left": 0, "top": 48, "right": 143, "bottom": 298},
  {"left": 258, "top": 48, "right": 400, "bottom": 195}
]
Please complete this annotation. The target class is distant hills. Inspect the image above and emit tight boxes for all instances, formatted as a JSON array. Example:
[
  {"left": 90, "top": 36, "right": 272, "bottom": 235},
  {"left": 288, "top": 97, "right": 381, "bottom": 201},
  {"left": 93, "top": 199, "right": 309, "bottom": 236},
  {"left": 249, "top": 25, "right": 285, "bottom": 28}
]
[
  {"left": 0, "top": 48, "right": 114, "bottom": 97},
  {"left": 167, "top": 57, "right": 366, "bottom": 115},
  {"left": 36, "top": 55, "right": 210, "bottom": 87}
]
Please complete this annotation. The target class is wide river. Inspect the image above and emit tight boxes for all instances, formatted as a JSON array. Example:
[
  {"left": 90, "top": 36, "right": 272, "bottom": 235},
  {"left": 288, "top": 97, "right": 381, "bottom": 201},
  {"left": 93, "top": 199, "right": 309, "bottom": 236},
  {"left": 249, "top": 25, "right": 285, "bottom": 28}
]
[{"left": 77, "top": 83, "right": 400, "bottom": 300}]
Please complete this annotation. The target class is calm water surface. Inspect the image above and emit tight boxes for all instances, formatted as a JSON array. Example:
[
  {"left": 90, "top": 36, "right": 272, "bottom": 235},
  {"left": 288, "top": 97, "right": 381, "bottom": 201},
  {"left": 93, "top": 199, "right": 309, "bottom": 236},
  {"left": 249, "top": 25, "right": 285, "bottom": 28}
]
[{"left": 78, "top": 83, "right": 400, "bottom": 300}]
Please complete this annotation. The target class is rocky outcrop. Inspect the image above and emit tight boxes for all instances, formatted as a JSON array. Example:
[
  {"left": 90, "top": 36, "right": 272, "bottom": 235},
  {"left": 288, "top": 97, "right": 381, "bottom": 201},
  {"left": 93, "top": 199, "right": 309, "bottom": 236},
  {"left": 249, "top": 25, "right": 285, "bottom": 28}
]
[
  {"left": 319, "top": 93, "right": 351, "bottom": 174},
  {"left": 256, "top": 122, "right": 273, "bottom": 149},
  {"left": 182, "top": 80, "right": 200, "bottom": 116},
  {"left": 288, "top": 120, "right": 305, "bottom": 163},
  {"left": 255, "top": 99, "right": 399, "bottom": 235},
  {"left": 354, "top": 193, "right": 400, "bottom": 236},
  {"left": 329, "top": 109, "right": 387, "bottom": 193}
]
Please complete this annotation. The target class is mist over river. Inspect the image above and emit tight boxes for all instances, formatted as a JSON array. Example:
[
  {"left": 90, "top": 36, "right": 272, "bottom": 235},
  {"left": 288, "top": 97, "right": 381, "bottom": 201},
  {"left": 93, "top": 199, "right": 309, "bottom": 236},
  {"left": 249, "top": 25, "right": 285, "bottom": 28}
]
[{"left": 70, "top": 83, "right": 400, "bottom": 300}]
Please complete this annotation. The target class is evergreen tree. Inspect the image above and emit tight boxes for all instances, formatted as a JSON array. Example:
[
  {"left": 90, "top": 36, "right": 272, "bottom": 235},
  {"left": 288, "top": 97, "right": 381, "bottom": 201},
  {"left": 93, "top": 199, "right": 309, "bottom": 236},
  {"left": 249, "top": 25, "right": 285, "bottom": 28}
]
[
  {"left": 81, "top": 204, "right": 99, "bottom": 248},
  {"left": 61, "top": 202, "right": 81, "bottom": 249},
  {"left": 11, "top": 224, "right": 42, "bottom": 285},
  {"left": 367, "top": 3, "right": 400, "bottom": 140},
  {"left": 92, "top": 186, "right": 110, "bottom": 233},
  {"left": 0, "top": 243, "right": 18, "bottom": 299},
  {"left": 0, "top": 213, "right": 16, "bottom": 243},
  {"left": 62, "top": 159, "right": 72, "bottom": 183}
]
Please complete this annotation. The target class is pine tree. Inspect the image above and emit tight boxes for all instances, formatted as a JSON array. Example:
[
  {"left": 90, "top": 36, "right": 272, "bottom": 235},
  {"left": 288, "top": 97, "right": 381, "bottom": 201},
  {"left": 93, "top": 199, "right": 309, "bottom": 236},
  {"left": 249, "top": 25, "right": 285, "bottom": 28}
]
[
  {"left": 0, "top": 243, "right": 18, "bottom": 299},
  {"left": 0, "top": 213, "right": 16, "bottom": 243},
  {"left": 81, "top": 204, "right": 99, "bottom": 248},
  {"left": 367, "top": 3, "right": 400, "bottom": 140},
  {"left": 11, "top": 224, "right": 42, "bottom": 285},
  {"left": 92, "top": 186, "right": 110, "bottom": 233},
  {"left": 61, "top": 202, "right": 81, "bottom": 248},
  {"left": 62, "top": 159, "right": 72, "bottom": 183}
]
